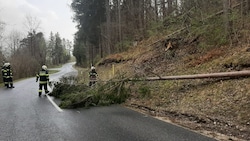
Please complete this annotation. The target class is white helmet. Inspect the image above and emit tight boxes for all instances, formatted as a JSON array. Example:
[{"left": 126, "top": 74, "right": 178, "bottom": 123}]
[
  {"left": 4, "top": 63, "right": 10, "bottom": 67},
  {"left": 42, "top": 65, "right": 47, "bottom": 70},
  {"left": 91, "top": 66, "right": 95, "bottom": 70}
]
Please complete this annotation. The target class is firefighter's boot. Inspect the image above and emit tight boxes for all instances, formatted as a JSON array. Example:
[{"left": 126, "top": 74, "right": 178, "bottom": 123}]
[{"left": 10, "top": 83, "right": 14, "bottom": 88}]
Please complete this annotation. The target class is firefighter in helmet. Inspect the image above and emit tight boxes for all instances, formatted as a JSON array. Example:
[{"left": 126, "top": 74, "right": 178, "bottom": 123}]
[
  {"left": 1, "top": 62, "right": 15, "bottom": 88},
  {"left": 89, "top": 66, "right": 98, "bottom": 86},
  {"left": 36, "top": 65, "right": 49, "bottom": 97}
]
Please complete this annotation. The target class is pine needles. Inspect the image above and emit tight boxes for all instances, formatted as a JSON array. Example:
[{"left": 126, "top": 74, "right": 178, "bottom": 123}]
[{"left": 49, "top": 76, "right": 130, "bottom": 109}]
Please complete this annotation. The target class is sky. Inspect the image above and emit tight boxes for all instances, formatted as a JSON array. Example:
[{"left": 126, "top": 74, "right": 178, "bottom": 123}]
[{"left": 0, "top": 0, "right": 77, "bottom": 43}]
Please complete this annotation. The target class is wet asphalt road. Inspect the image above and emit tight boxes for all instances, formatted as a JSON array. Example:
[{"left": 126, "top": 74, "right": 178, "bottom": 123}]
[{"left": 0, "top": 63, "right": 217, "bottom": 141}]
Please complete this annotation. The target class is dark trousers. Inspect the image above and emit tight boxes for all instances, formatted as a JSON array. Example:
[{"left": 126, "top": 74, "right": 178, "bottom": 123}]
[
  {"left": 39, "top": 83, "right": 49, "bottom": 94},
  {"left": 89, "top": 76, "right": 97, "bottom": 86},
  {"left": 3, "top": 77, "right": 13, "bottom": 88}
]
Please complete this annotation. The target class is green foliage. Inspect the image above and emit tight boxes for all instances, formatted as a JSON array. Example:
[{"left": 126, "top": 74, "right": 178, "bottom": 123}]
[
  {"left": 93, "top": 54, "right": 101, "bottom": 65},
  {"left": 73, "top": 40, "right": 87, "bottom": 67},
  {"left": 115, "top": 40, "right": 133, "bottom": 52},
  {"left": 71, "top": 0, "right": 106, "bottom": 66},
  {"left": 138, "top": 84, "right": 151, "bottom": 98},
  {"left": 187, "top": 16, "right": 229, "bottom": 50},
  {"left": 46, "top": 32, "right": 71, "bottom": 66},
  {"left": 146, "top": 21, "right": 164, "bottom": 37},
  {"left": 222, "top": 52, "right": 250, "bottom": 71},
  {"left": 50, "top": 76, "right": 130, "bottom": 108}
]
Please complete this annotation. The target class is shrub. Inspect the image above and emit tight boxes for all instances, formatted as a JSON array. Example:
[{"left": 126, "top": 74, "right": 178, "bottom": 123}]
[
  {"left": 138, "top": 84, "right": 151, "bottom": 98},
  {"left": 50, "top": 76, "right": 130, "bottom": 108}
]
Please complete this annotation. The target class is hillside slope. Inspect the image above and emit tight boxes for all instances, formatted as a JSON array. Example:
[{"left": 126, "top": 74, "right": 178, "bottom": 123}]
[{"left": 96, "top": 37, "right": 250, "bottom": 141}]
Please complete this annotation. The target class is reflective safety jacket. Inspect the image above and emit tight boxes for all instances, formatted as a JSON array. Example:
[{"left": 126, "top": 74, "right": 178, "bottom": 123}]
[
  {"left": 1, "top": 66, "right": 13, "bottom": 79},
  {"left": 36, "top": 70, "right": 49, "bottom": 84},
  {"left": 89, "top": 70, "right": 97, "bottom": 79}
]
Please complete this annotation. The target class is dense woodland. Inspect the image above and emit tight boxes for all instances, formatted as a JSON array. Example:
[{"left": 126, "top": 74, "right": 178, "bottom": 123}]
[
  {"left": 1, "top": 0, "right": 250, "bottom": 80},
  {"left": 0, "top": 16, "right": 71, "bottom": 82},
  {"left": 71, "top": 0, "right": 250, "bottom": 67}
]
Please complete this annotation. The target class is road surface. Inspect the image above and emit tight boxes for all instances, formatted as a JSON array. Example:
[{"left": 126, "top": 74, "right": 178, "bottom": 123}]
[{"left": 0, "top": 62, "right": 216, "bottom": 141}]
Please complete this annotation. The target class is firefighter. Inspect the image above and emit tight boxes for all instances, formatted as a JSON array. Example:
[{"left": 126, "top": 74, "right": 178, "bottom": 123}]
[
  {"left": 89, "top": 66, "right": 98, "bottom": 86},
  {"left": 1, "top": 63, "right": 6, "bottom": 87},
  {"left": 1, "top": 62, "right": 14, "bottom": 88},
  {"left": 36, "top": 65, "right": 49, "bottom": 97}
]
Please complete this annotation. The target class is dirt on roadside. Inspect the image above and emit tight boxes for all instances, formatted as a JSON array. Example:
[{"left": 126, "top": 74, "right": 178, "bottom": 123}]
[{"left": 96, "top": 43, "right": 250, "bottom": 141}]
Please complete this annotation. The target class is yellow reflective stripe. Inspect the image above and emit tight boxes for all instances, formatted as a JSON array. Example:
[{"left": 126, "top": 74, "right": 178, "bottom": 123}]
[{"left": 39, "top": 74, "right": 49, "bottom": 77}]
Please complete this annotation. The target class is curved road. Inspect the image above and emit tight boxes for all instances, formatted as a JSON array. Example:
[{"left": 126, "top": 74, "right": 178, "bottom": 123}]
[{"left": 0, "top": 63, "right": 216, "bottom": 141}]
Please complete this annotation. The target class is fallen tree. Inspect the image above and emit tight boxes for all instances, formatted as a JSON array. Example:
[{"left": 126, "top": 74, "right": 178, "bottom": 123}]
[
  {"left": 49, "top": 76, "right": 130, "bottom": 108},
  {"left": 49, "top": 70, "right": 250, "bottom": 108},
  {"left": 129, "top": 70, "right": 250, "bottom": 81}
]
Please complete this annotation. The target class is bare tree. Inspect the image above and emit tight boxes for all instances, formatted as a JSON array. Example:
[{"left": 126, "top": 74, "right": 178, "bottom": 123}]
[
  {"left": 22, "top": 15, "right": 42, "bottom": 57},
  {"left": 0, "top": 18, "right": 6, "bottom": 65},
  {"left": 23, "top": 15, "right": 41, "bottom": 34},
  {"left": 0, "top": 20, "right": 5, "bottom": 46},
  {"left": 7, "top": 30, "right": 23, "bottom": 55}
]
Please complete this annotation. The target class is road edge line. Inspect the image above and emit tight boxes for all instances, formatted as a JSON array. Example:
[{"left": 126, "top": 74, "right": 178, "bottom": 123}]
[{"left": 46, "top": 94, "right": 63, "bottom": 112}]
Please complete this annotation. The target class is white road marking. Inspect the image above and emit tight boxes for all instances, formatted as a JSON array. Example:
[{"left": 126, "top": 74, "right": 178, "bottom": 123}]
[{"left": 45, "top": 94, "right": 63, "bottom": 112}]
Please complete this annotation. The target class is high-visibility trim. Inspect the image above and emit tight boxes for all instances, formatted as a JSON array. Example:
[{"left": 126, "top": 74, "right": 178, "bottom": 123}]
[
  {"left": 37, "top": 70, "right": 49, "bottom": 82},
  {"left": 39, "top": 81, "right": 48, "bottom": 84}
]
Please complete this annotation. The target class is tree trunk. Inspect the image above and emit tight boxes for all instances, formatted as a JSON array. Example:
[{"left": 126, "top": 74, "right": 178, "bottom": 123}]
[
  {"left": 118, "top": 0, "right": 122, "bottom": 43},
  {"left": 105, "top": 0, "right": 111, "bottom": 55},
  {"left": 247, "top": 0, "right": 250, "bottom": 12},
  {"left": 161, "top": 0, "right": 166, "bottom": 18},
  {"left": 138, "top": 1, "right": 144, "bottom": 35},
  {"left": 155, "top": 0, "right": 158, "bottom": 21},
  {"left": 223, "top": 0, "right": 232, "bottom": 44},
  {"left": 129, "top": 70, "right": 250, "bottom": 81},
  {"left": 167, "top": 0, "right": 173, "bottom": 15}
]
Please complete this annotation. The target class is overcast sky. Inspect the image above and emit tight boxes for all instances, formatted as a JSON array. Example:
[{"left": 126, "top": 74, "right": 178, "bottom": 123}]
[{"left": 0, "top": 0, "right": 77, "bottom": 43}]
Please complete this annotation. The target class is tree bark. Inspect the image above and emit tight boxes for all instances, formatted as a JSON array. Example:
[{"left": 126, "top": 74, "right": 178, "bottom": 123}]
[
  {"left": 129, "top": 70, "right": 250, "bottom": 81},
  {"left": 247, "top": 0, "right": 250, "bottom": 12},
  {"left": 223, "top": 0, "right": 232, "bottom": 44},
  {"left": 154, "top": 0, "right": 158, "bottom": 21},
  {"left": 162, "top": 0, "right": 166, "bottom": 18},
  {"left": 105, "top": 0, "right": 111, "bottom": 55},
  {"left": 118, "top": 0, "right": 122, "bottom": 43},
  {"left": 167, "top": 0, "right": 173, "bottom": 15}
]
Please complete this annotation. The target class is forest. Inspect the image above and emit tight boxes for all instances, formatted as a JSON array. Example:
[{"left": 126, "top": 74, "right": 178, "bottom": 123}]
[
  {"left": 62, "top": 0, "right": 250, "bottom": 140},
  {"left": 1, "top": 0, "right": 250, "bottom": 140},
  {"left": 1, "top": 0, "right": 250, "bottom": 79},
  {"left": 0, "top": 16, "right": 72, "bottom": 82},
  {"left": 71, "top": 0, "right": 250, "bottom": 67}
]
